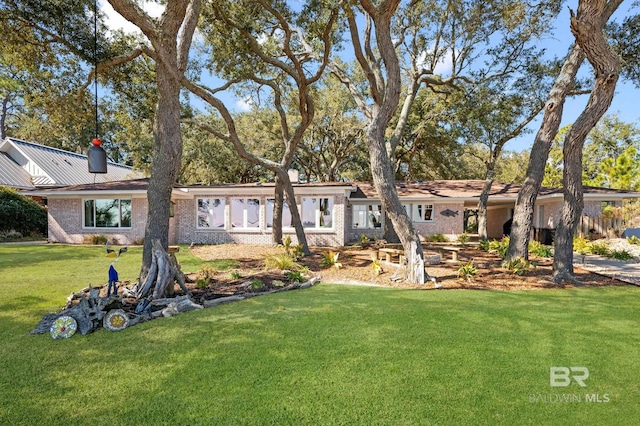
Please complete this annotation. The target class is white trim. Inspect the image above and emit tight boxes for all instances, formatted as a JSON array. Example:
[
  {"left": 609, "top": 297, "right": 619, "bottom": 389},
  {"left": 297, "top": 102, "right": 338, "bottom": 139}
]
[
  {"left": 410, "top": 203, "right": 435, "bottom": 222},
  {"left": 2, "top": 139, "right": 55, "bottom": 184},
  {"left": 230, "top": 197, "right": 261, "bottom": 230},
  {"left": 266, "top": 198, "right": 295, "bottom": 230},
  {"left": 301, "top": 196, "right": 335, "bottom": 231}
]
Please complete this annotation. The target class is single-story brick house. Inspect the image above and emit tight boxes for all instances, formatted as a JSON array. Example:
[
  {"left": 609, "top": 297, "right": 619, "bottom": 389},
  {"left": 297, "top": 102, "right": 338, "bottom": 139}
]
[{"left": 25, "top": 177, "right": 640, "bottom": 246}]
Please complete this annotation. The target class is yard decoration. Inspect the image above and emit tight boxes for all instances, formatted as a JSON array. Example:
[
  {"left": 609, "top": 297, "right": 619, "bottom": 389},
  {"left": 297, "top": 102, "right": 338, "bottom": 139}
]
[
  {"left": 49, "top": 315, "right": 77, "bottom": 339},
  {"left": 87, "top": 138, "right": 107, "bottom": 174},
  {"left": 31, "top": 239, "right": 322, "bottom": 337},
  {"left": 105, "top": 241, "right": 128, "bottom": 260},
  {"left": 87, "top": 0, "right": 107, "bottom": 175},
  {"left": 107, "top": 263, "right": 119, "bottom": 297},
  {"left": 103, "top": 309, "right": 129, "bottom": 332}
]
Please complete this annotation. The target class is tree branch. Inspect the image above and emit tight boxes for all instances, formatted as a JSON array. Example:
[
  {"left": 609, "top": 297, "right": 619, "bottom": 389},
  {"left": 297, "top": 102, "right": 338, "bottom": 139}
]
[{"left": 177, "top": 0, "right": 201, "bottom": 74}]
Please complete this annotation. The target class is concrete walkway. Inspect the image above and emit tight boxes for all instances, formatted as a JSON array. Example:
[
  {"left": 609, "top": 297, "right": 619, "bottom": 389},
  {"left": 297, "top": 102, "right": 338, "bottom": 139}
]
[{"left": 574, "top": 253, "right": 640, "bottom": 286}]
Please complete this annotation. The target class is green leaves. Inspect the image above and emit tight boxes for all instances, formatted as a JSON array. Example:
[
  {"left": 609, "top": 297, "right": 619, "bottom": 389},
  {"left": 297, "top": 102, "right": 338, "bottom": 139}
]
[{"left": 0, "top": 186, "right": 47, "bottom": 236}]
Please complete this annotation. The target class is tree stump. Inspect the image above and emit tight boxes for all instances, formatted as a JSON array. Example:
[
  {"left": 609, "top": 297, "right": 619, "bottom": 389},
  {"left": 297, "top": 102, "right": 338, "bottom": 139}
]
[{"left": 127, "top": 239, "right": 190, "bottom": 300}]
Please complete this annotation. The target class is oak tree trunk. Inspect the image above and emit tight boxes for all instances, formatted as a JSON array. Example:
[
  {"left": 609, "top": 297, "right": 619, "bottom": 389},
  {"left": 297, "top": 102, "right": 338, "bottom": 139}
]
[
  {"left": 278, "top": 169, "right": 311, "bottom": 255},
  {"left": 507, "top": 0, "right": 624, "bottom": 261},
  {"left": 106, "top": 0, "right": 200, "bottom": 276},
  {"left": 477, "top": 168, "right": 496, "bottom": 241},
  {"left": 142, "top": 56, "right": 182, "bottom": 273},
  {"left": 552, "top": 0, "right": 622, "bottom": 282},
  {"left": 272, "top": 174, "right": 284, "bottom": 245}
]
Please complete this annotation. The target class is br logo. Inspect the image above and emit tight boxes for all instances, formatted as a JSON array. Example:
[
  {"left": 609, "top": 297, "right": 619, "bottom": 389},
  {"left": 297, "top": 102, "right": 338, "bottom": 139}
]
[{"left": 550, "top": 367, "right": 589, "bottom": 387}]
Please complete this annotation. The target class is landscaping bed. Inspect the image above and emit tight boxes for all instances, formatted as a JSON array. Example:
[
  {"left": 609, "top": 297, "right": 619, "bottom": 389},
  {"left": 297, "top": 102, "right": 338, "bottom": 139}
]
[{"left": 190, "top": 242, "right": 628, "bottom": 291}]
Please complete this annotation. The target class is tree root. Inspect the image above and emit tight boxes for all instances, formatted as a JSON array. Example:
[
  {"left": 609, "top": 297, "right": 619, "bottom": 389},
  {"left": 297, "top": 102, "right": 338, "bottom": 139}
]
[{"left": 551, "top": 271, "right": 585, "bottom": 286}]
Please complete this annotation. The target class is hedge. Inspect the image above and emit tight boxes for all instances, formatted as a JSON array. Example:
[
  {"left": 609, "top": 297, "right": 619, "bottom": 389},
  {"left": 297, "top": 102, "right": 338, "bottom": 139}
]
[{"left": 0, "top": 186, "right": 47, "bottom": 236}]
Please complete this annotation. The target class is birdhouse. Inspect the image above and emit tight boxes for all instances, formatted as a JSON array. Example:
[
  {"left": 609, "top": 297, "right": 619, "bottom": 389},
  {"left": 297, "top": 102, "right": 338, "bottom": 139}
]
[{"left": 88, "top": 138, "right": 107, "bottom": 174}]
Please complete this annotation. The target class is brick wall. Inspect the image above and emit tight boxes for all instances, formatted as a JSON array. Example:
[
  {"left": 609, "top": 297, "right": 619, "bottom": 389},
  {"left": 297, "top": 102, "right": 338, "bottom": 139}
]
[
  {"left": 47, "top": 197, "right": 146, "bottom": 244},
  {"left": 175, "top": 193, "right": 346, "bottom": 247}
]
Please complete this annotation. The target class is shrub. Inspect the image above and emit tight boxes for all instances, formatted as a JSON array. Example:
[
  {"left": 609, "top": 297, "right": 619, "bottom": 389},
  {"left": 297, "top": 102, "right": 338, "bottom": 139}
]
[
  {"left": 573, "top": 236, "right": 591, "bottom": 254},
  {"left": 292, "top": 244, "right": 304, "bottom": 260},
  {"left": 83, "top": 234, "right": 109, "bottom": 245},
  {"left": 528, "top": 240, "right": 553, "bottom": 258},
  {"left": 229, "top": 271, "right": 242, "bottom": 280},
  {"left": 285, "top": 270, "right": 306, "bottom": 283},
  {"left": 502, "top": 257, "right": 535, "bottom": 276},
  {"left": 321, "top": 250, "right": 343, "bottom": 269},
  {"left": 249, "top": 279, "right": 265, "bottom": 291},
  {"left": 0, "top": 186, "right": 47, "bottom": 236},
  {"left": 0, "top": 230, "right": 22, "bottom": 241},
  {"left": 456, "top": 261, "right": 478, "bottom": 282},
  {"left": 589, "top": 241, "right": 610, "bottom": 256},
  {"left": 427, "top": 234, "right": 449, "bottom": 243},
  {"left": 457, "top": 233, "right": 471, "bottom": 246},
  {"left": 627, "top": 235, "right": 640, "bottom": 245},
  {"left": 610, "top": 250, "right": 634, "bottom": 261},
  {"left": 484, "top": 237, "right": 509, "bottom": 259},
  {"left": 264, "top": 253, "right": 303, "bottom": 271},
  {"left": 280, "top": 236, "right": 304, "bottom": 260},
  {"left": 196, "top": 264, "right": 217, "bottom": 282},
  {"left": 360, "top": 233, "right": 370, "bottom": 245},
  {"left": 371, "top": 258, "right": 383, "bottom": 276}
]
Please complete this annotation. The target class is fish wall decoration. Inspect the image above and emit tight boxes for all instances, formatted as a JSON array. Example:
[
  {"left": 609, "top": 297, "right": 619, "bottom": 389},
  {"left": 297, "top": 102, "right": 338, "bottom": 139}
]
[{"left": 440, "top": 209, "right": 459, "bottom": 217}]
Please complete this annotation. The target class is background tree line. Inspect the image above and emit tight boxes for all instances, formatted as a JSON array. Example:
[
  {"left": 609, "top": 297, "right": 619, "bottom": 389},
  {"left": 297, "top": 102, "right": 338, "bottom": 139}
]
[{"left": 2, "top": 0, "right": 639, "bottom": 283}]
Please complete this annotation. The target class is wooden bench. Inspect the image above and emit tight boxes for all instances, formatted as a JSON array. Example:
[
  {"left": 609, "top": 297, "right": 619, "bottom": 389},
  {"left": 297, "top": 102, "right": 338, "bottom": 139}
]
[
  {"left": 378, "top": 247, "right": 405, "bottom": 264},
  {"left": 439, "top": 246, "right": 460, "bottom": 262}
]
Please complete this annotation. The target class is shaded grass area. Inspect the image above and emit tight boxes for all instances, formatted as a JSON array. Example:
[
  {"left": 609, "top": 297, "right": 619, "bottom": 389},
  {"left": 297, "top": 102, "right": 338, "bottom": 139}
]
[{"left": 1, "top": 244, "right": 639, "bottom": 425}]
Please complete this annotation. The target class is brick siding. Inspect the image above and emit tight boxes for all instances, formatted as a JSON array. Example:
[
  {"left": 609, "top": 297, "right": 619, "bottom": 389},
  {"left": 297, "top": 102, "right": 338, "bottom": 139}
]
[
  {"left": 174, "top": 194, "right": 346, "bottom": 247},
  {"left": 47, "top": 197, "right": 146, "bottom": 244}
]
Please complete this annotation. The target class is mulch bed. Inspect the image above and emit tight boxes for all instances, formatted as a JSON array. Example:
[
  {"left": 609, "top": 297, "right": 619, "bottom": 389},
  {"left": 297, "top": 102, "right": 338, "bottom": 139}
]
[{"left": 189, "top": 243, "right": 629, "bottom": 291}]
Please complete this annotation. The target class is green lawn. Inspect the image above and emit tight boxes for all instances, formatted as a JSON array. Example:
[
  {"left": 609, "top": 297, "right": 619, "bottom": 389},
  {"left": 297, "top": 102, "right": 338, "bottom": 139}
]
[{"left": 1, "top": 244, "right": 639, "bottom": 425}]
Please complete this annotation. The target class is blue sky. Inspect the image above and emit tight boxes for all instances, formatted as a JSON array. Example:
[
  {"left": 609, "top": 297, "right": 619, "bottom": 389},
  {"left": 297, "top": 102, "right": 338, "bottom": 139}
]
[
  {"left": 507, "top": 3, "right": 639, "bottom": 151},
  {"left": 101, "top": 1, "right": 639, "bottom": 153}
]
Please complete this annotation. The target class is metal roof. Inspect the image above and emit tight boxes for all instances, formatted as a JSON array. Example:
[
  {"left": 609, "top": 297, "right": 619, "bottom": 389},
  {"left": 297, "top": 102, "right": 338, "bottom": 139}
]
[
  {"left": 0, "top": 138, "right": 141, "bottom": 188},
  {"left": 0, "top": 152, "right": 34, "bottom": 189}
]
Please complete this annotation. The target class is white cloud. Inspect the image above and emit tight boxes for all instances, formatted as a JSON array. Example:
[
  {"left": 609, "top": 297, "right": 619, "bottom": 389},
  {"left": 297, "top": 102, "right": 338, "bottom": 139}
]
[
  {"left": 100, "top": 0, "right": 164, "bottom": 35},
  {"left": 416, "top": 48, "right": 453, "bottom": 77},
  {"left": 235, "top": 98, "right": 254, "bottom": 112}
]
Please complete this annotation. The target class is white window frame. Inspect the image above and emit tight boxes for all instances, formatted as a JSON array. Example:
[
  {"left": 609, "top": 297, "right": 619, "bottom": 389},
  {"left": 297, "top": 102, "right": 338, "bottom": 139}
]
[
  {"left": 197, "top": 198, "right": 226, "bottom": 229},
  {"left": 230, "top": 198, "right": 261, "bottom": 229},
  {"left": 412, "top": 203, "right": 434, "bottom": 222},
  {"left": 302, "top": 197, "right": 334, "bottom": 230},
  {"left": 266, "top": 198, "right": 294, "bottom": 229},
  {"left": 352, "top": 204, "right": 382, "bottom": 229},
  {"left": 83, "top": 198, "right": 132, "bottom": 229}
]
